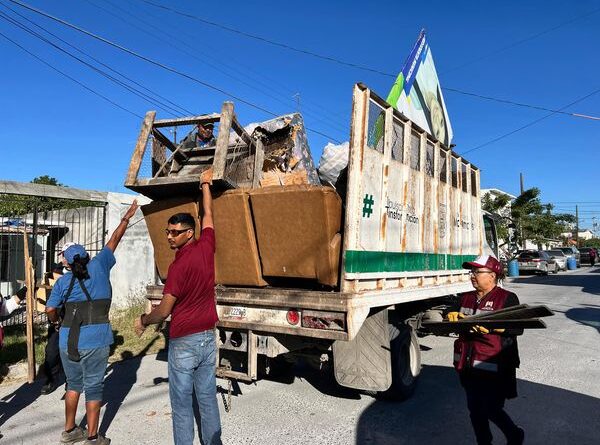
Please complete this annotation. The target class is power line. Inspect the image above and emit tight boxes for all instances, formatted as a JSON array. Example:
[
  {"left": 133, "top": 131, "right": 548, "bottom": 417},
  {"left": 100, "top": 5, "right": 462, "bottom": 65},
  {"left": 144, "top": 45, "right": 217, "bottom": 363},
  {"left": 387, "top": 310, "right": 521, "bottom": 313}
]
[
  {"left": 0, "top": 30, "right": 142, "bottom": 118},
  {"left": 138, "top": 0, "right": 600, "bottom": 122},
  {"left": 441, "top": 6, "right": 600, "bottom": 74},
  {"left": 8, "top": 0, "right": 341, "bottom": 142},
  {"left": 459, "top": 86, "right": 600, "bottom": 156},
  {"left": 0, "top": 3, "right": 190, "bottom": 117},
  {"left": 443, "top": 87, "right": 600, "bottom": 121},
  {"left": 139, "top": 0, "right": 392, "bottom": 77},
  {"left": 87, "top": 0, "right": 348, "bottom": 135}
]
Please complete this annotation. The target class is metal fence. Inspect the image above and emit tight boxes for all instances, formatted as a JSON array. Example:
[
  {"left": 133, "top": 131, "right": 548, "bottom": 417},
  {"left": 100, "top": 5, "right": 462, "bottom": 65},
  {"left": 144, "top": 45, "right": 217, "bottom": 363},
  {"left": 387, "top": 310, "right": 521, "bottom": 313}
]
[{"left": 0, "top": 192, "right": 107, "bottom": 327}]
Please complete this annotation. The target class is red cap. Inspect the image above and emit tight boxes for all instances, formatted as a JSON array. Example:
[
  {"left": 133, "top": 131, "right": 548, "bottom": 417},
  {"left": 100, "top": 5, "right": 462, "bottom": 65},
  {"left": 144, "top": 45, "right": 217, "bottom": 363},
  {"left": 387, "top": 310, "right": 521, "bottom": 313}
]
[{"left": 462, "top": 255, "right": 502, "bottom": 275}]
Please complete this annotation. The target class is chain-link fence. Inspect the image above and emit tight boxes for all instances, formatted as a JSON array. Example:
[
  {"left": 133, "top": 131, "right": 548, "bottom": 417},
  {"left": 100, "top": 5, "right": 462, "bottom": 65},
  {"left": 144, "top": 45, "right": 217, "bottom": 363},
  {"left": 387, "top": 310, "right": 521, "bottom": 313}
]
[{"left": 0, "top": 192, "right": 106, "bottom": 327}]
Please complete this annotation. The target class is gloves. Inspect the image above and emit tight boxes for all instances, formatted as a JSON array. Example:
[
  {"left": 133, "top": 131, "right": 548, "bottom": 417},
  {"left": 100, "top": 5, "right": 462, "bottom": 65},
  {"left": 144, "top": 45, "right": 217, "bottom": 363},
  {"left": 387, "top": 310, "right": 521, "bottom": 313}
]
[
  {"left": 469, "top": 326, "right": 505, "bottom": 334},
  {"left": 447, "top": 312, "right": 466, "bottom": 322},
  {"left": 470, "top": 325, "right": 490, "bottom": 334}
]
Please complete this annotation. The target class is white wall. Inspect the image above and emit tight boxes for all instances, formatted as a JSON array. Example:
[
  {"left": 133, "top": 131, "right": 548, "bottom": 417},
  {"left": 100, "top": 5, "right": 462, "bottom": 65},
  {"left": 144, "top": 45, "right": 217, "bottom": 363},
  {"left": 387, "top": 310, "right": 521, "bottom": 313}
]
[{"left": 105, "top": 192, "right": 155, "bottom": 308}]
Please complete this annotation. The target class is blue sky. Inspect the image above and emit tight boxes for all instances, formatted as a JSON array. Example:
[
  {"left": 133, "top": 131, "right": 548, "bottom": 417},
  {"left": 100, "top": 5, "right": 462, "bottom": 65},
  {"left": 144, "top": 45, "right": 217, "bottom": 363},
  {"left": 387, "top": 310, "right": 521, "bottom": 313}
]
[{"left": 0, "top": 0, "right": 598, "bottom": 229}]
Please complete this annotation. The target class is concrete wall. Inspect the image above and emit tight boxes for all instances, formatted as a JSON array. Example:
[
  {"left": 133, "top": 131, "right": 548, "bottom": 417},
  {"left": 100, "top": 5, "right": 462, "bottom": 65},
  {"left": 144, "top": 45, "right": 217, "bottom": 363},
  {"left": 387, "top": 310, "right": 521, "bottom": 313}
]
[{"left": 105, "top": 192, "right": 155, "bottom": 308}]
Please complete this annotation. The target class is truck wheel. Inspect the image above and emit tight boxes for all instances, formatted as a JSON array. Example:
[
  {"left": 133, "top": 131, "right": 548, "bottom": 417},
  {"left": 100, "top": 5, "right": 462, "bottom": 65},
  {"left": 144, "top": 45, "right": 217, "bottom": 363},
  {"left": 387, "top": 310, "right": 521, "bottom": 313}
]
[{"left": 378, "top": 323, "right": 421, "bottom": 401}]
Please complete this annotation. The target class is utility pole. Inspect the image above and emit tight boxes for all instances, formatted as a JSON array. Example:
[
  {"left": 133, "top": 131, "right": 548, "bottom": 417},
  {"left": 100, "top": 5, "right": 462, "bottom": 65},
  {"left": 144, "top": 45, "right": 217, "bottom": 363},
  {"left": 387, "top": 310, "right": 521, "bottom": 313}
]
[
  {"left": 520, "top": 172, "right": 524, "bottom": 194},
  {"left": 575, "top": 205, "right": 579, "bottom": 247},
  {"left": 519, "top": 173, "right": 524, "bottom": 248},
  {"left": 293, "top": 93, "right": 302, "bottom": 114}
]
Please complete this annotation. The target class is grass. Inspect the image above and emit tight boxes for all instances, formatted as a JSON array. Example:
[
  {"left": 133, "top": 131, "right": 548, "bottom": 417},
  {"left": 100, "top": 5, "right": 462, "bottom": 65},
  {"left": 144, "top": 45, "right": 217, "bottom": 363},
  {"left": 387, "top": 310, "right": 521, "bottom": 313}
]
[
  {"left": 108, "top": 300, "right": 166, "bottom": 362},
  {"left": 0, "top": 324, "right": 47, "bottom": 367},
  {"left": 0, "top": 299, "right": 166, "bottom": 372}
]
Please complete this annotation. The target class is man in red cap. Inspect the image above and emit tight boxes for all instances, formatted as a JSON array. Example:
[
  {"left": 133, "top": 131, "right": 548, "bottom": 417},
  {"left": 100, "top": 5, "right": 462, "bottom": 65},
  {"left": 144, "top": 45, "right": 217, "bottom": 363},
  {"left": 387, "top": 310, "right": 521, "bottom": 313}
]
[{"left": 446, "top": 255, "right": 524, "bottom": 445}]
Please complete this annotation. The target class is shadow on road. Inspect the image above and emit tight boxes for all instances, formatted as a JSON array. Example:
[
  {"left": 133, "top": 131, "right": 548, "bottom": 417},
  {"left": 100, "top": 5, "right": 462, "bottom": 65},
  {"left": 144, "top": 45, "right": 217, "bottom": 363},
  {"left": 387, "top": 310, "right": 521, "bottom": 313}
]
[
  {"left": 355, "top": 365, "right": 600, "bottom": 445},
  {"left": 510, "top": 267, "right": 600, "bottom": 296},
  {"left": 0, "top": 380, "right": 43, "bottom": 434},
  {"left": 565, "top": 305, "right": 600, "bottom": 334},
  {"left": 95, "top": 334, "right": 161, "bottom": 436}
]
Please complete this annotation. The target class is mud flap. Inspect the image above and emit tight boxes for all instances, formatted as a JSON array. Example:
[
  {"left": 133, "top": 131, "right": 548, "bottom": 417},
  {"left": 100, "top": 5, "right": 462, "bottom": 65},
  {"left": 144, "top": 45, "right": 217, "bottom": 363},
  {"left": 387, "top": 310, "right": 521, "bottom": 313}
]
[{"left": 332, "top": 309, "right": 391, "bottom": 391}]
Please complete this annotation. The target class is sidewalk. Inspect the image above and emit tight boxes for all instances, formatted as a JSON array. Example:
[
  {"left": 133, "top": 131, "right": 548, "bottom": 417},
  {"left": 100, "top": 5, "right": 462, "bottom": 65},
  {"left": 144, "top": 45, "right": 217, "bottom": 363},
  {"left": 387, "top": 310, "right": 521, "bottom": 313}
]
[{"left": 0, "top": 352, "right": 191, "bottom": 444}]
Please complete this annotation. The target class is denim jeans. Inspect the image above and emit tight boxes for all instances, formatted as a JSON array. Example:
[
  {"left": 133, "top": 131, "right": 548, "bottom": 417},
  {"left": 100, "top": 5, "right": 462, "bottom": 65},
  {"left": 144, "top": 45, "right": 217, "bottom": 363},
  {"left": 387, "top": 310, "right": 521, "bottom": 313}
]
[
  {"left": 168, "top": 330, "right": 222, "bottom": 445},
  {"left": 60, "top": 346, "right": 109, "bottom": 401}
]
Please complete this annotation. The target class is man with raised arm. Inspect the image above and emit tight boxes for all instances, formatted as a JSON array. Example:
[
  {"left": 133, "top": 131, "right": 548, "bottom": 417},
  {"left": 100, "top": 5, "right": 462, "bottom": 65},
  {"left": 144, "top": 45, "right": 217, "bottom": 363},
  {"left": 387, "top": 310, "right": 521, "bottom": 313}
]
[{"left": 135, "top": 168, "right": 221, "bottom": 445}]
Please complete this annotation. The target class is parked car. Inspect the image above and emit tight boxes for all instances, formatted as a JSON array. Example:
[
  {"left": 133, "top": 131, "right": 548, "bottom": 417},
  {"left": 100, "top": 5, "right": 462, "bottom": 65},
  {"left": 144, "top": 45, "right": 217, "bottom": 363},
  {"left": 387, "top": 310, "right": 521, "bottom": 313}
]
[
  {"left": 545, "top": 250, "right": 567, "bottom": 271},
  {"left": 555, "top": 246, "right": 581, "bottom": 267},
  {"left": 517, "top": 250, "right": 558, "bottom": 275},
  {"left": 579, "top": 247, "right": 597, "bottom": 266}
]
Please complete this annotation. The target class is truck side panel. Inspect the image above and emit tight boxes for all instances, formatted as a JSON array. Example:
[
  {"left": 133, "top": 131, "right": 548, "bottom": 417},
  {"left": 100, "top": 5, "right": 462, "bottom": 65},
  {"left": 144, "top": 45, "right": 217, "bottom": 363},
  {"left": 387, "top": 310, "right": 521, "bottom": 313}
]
[{"left": 342, "top": 84, "right": 482, "bottom": 296}]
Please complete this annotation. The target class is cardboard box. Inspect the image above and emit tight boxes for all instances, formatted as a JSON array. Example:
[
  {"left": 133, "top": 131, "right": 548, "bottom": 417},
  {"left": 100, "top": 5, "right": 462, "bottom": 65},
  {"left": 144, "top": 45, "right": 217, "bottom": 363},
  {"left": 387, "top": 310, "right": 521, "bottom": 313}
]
[
  {"left": 213, "top": 190, "right": 267, "bottom": 286},
  {"left": 142, "top": 198, "right": 201, "bottom": 281},
  {"left": 249, "top": 185, "right": 342, "bottom": 286}
]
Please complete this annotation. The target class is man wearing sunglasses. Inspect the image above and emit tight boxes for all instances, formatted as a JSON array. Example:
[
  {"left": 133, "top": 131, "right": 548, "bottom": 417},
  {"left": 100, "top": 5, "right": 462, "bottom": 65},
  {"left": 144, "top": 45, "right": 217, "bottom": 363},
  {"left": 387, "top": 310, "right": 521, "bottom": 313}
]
[
  {"left": 446, "top": 255, "right": 524, "bottom": 445},
  {"left": 135, "top": 168, "right": 222, "bottom": 445}
]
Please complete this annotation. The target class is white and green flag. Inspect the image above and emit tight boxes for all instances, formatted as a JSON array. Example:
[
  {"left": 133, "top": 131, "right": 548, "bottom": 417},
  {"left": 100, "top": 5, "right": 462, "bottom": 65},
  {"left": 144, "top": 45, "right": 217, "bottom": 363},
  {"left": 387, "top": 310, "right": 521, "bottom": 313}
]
[{"left": 387, "top": 30, "right": 453, "bottom": 147}]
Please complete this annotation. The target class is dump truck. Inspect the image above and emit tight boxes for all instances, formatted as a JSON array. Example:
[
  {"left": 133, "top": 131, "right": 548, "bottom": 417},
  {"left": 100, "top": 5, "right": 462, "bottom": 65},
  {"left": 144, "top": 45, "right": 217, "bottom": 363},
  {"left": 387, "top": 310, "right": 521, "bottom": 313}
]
[{"left": 125, "top": 83, "right": 499, "bottom": 399}]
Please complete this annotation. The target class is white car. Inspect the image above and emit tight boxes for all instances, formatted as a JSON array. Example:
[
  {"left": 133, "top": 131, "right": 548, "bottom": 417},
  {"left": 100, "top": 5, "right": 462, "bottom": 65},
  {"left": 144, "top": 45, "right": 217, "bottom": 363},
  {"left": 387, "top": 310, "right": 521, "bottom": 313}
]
[{"left": 545, "top": 250, "right": 567, "bottom": 271}]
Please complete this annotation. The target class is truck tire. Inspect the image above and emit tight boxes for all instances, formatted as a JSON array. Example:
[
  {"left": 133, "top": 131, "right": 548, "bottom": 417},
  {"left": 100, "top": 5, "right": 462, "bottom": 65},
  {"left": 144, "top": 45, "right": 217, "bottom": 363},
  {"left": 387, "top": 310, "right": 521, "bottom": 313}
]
[{"left": 378, "top": 323, "right": 421, "bottom": 400}]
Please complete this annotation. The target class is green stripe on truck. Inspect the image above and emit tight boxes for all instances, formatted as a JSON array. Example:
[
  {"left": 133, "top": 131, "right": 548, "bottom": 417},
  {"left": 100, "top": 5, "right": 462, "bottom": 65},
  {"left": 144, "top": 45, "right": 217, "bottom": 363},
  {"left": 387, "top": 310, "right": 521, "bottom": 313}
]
[{"left": 344, "top": 251, "right": 477, "bottom": 273}]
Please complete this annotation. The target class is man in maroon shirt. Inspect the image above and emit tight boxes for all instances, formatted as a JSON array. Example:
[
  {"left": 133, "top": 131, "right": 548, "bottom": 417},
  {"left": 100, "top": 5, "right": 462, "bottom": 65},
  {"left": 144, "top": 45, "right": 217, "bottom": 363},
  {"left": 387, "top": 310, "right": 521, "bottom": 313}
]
[{"left": 135, "top": 169, "right": 222, "bottom": 445}]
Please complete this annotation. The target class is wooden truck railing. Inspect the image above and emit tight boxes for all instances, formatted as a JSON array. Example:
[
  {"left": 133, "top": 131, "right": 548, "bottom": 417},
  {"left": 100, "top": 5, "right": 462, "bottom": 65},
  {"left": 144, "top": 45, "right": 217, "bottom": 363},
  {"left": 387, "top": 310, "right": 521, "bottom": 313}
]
[{"left": 125, "top": 102, "right": 264, "bottom": 199}]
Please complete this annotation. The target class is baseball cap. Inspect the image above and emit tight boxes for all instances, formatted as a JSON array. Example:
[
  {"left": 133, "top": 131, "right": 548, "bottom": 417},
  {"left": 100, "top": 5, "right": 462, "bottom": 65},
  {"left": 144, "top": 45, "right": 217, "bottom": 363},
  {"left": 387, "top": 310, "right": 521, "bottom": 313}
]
[
  {"left": 198, "top": 122, "right": 214, "bottom": 129},
  {"left": 59, "top": 242, "right": 76, "bottom": 256},
  {"left": 63, "top": 244, "right": 89, "bottom": 264},
  {"left": 462, "top": 255, "right": 502, "bottom": 275}
]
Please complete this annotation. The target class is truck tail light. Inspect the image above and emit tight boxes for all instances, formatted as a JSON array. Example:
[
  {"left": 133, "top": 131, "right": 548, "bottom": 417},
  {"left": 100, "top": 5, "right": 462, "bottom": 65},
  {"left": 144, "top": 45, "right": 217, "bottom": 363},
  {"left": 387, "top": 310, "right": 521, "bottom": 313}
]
[
  {"left": 286, "top": 310, "right": 300, "bottom": 325},
  {"left": 532, "top": 259, "right": 541, "bottom": 262}
]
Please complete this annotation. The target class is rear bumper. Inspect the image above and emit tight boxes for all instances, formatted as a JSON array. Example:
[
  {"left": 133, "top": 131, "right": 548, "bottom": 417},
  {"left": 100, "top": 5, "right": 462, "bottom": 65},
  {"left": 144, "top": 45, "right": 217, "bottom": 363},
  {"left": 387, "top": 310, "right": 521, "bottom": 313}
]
[
  {"left": 518, "top": 264, "right": 543, "bottom": 272},
  {"left": 146, "top": 285, "right": 351, "bottom": 341}
]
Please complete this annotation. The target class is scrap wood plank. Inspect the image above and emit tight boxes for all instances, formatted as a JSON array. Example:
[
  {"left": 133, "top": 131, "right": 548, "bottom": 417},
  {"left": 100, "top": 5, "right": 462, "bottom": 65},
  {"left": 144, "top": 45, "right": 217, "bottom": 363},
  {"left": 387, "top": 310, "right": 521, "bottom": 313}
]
[
  {"left": 22, "top": 231, "right": 36, "bottom": 383},
  {"left": 260, "top": 169, "right": 308, "bottom": 187},
  {"left": 126, "top": 111, "right": 156, "bottom": 186},
  {"left": 467, "top": 304, "right": 529, "bottom": 319},
  {"left": 473, "top": 305, "right": 554, "bottom": 320},
  {"left": 422, "top": 318, "right": 547, "bottom": 335}
]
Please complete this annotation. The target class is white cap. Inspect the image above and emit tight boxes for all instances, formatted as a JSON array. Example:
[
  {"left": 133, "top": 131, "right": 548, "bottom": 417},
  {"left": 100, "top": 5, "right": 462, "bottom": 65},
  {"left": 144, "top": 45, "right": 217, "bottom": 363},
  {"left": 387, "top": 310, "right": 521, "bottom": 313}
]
[{"left": 58, "top": 242, "right": 77, "bottom": 256}]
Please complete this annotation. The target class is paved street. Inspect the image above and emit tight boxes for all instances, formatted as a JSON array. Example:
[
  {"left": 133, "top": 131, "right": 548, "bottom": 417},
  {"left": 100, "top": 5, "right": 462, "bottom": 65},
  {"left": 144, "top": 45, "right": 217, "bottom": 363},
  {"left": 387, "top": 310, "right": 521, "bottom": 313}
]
[{"left": 1, "top": 266, "right": 599, "bottom": 444}]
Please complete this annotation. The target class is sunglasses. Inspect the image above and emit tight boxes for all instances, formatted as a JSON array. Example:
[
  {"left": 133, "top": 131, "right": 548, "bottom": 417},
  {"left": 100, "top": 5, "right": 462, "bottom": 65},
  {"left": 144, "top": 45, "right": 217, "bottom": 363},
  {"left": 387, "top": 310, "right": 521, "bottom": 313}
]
[
  {"left": 469, "top": 270, "right": 494, "bottom": 275},
  {"left": 165, "top": 228, "right": 193, "bottom": 237}
]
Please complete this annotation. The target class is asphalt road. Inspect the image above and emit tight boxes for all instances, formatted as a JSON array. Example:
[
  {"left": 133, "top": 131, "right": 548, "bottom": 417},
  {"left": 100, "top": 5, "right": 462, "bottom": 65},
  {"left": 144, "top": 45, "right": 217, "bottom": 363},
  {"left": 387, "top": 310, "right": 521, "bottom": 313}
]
[{"left": 1, "top": 266, "right": 599, "bottom": 444}]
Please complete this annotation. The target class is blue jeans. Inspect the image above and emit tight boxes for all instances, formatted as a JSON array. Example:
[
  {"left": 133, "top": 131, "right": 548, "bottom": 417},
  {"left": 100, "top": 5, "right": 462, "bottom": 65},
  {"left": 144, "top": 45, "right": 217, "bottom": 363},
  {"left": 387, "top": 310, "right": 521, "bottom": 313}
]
[
  {"left": 60, "top": 346, "right": 109, "bottom": 401},
  {"left": 168, "top": 330, "right": 222, "bottom": 445}
]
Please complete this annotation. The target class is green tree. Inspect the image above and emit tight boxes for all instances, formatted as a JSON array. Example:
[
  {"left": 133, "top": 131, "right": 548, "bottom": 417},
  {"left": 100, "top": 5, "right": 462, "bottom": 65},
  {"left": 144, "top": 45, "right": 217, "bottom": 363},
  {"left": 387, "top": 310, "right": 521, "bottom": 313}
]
[
  {"left": 0, "top": 176, "right": 97, "bottom": 217},
  {"left": 511, "top": 188, "right": 575, "bottom": 248},
  {"left": 482, "top": 192, "right": 512, "bottom": 242},
  {"left": 581, "top": 238, "right": 600, "bottom": 249}
]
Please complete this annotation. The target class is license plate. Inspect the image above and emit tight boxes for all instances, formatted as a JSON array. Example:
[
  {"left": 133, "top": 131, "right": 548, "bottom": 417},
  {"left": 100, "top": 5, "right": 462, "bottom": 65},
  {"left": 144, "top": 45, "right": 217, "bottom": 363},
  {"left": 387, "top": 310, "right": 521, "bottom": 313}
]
[{"left": 223, "top": 306, "right": 247, "bottom": 320}]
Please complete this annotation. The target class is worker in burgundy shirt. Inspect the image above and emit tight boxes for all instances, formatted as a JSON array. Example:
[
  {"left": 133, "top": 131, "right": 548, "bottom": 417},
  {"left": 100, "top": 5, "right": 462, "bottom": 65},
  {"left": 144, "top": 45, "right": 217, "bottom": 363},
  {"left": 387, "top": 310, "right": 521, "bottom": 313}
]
[{"left": 135, "top": 168, "right": 221, "bottom": 445}]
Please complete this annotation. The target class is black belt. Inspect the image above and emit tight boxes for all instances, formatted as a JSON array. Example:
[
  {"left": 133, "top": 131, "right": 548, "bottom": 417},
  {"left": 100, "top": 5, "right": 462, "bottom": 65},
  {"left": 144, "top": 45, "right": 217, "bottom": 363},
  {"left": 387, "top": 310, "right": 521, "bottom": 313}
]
[{"left": 63, "top": 274, "right": 110, "bottom": 362}]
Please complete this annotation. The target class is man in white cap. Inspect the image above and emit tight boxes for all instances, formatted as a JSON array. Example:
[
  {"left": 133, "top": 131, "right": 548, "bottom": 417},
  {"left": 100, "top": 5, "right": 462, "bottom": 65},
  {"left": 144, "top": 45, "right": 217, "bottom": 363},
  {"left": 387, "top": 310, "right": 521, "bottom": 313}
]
[{"left": 446, "top": 255, "right": 524, "bottom": 445}]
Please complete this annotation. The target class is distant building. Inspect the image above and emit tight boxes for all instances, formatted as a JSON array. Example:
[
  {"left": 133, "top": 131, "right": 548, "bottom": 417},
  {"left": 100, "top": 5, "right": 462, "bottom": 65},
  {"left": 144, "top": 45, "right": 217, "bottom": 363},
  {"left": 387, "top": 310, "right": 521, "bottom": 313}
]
[
  {"left": 560, "top": 229, "right": 594, "bottom": 242},
  {"left": 481, "top": 188, "right": 517, "bottom": 219}
]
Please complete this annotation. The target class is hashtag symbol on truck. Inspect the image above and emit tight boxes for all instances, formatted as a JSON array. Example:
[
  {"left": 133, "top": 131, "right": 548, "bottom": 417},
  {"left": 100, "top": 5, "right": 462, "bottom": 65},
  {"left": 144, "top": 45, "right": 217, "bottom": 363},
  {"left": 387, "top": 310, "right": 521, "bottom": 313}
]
[{"left": 362, "top": 194, "right": 374, "bottom": 218}]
